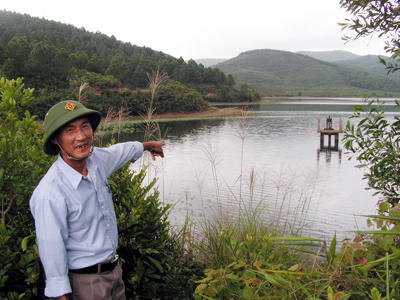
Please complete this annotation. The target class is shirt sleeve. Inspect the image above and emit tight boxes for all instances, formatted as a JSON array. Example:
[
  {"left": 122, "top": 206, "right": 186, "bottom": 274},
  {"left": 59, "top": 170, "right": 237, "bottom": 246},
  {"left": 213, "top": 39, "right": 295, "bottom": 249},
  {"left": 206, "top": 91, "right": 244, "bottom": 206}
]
[
  {"left": 95, "top": 141, "right": 144, "bottom": 177},
  {"left": 30, "top": 197, "right": 71, "bottom": 298}
]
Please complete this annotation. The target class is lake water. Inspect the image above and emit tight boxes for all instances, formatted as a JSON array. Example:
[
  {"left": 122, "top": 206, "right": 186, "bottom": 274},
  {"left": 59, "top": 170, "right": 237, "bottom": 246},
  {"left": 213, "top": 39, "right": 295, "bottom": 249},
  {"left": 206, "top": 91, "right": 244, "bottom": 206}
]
[{"left": 117, "top": 97, "right": 399, "bottom": 243}]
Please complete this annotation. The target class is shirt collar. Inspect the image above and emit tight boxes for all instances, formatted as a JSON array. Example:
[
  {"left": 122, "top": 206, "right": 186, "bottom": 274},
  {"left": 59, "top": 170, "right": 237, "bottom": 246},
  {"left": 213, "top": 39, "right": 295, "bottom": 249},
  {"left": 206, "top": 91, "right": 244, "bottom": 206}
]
[{"left": 56, "top": 154, "right": 86, "bottom": 190}]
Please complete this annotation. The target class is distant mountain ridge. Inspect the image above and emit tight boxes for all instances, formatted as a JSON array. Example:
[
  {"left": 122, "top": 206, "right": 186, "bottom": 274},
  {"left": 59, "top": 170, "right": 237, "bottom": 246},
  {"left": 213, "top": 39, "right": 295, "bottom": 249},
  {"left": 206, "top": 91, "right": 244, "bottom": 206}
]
[
  {"left": 295, "top": 50, "right": 400, "bottom": 78},
  {"left": 296, "top": 50, "right": 361, "bottom": 62},
  {"left": 212, "top": 49, "right": 400, "bottom": 97},
  {"left": 193, "top": 58, "right": 228, "bottom": 67}
]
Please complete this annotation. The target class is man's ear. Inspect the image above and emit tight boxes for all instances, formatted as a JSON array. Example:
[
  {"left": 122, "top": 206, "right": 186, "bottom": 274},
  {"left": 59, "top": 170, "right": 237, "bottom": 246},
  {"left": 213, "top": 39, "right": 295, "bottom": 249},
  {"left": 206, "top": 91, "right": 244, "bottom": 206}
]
[{"left": 51, "top": 137, "right": 58, "bottom": 145}]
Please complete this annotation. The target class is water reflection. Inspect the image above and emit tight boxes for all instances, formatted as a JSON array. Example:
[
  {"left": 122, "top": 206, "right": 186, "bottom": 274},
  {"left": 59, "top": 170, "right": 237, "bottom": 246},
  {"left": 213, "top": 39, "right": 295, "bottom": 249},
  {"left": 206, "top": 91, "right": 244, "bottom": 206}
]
[{"left": 317, "top": 149, "right": 342, "bottom": 164}]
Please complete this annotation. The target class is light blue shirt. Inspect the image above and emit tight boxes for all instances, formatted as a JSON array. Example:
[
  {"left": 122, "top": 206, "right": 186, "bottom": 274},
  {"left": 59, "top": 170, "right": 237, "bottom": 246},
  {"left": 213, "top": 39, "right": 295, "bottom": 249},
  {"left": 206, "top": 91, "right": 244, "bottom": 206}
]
[{"left": 30, "top": 142, "right": 144, "bottom": 298}]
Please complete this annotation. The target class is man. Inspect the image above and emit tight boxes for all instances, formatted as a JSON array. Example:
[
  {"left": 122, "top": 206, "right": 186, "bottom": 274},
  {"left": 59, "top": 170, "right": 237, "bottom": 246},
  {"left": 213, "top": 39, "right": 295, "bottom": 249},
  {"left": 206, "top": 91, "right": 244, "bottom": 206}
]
[{"left": 30, "top": 100, "right": 165, "bottom": 300}]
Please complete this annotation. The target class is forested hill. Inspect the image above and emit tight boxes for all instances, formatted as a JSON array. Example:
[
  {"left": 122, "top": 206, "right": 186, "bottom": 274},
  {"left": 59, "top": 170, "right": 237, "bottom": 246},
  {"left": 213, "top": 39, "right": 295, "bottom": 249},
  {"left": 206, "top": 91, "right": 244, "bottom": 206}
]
[
  {"left": 296, "top": 50, "right": 361, "bottom": 62},
  {"left": 215, "top": 49, "right": 400, "bottom": 97},
  {"left": 0, "top": 10, "right": 260, "bottom": 119},
  {"left": 296, "top": 50, "right": 400, "bottom": 79}
]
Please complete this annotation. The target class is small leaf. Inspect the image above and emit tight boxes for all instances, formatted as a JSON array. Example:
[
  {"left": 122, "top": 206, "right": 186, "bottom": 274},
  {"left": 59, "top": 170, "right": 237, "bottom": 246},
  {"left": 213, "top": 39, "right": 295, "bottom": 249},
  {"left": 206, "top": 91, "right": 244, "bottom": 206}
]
[
  {"left": 21, "top": 236, "right": 29, "bottom": 251},
  {"left": 233, "top": 260, "right": 246, "bottom": 269},
  {"left": 148, "top": 257, "right": 163, "bottom": 273},
  {"left": 288, "top": 264, "right": 299, "bottom": 272}
]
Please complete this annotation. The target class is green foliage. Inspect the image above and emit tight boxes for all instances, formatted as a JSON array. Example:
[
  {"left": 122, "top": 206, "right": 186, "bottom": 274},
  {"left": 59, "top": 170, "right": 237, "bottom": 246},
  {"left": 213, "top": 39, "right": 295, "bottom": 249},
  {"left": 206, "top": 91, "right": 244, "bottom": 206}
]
[
  {"left": 155, "top": 80, "right": 209, "bottom": 113},
  {"left": 106, "top": 53, "right": 130, "bottom": 83},
  {"left": 194, "top": 233, "right": 318, "bottom": 299},
  {"left": 340, "top": 0, "right": 400, "bottom": 74},
  {"left": 0, "top": 77, "right": 50, "bottom": 226},
  {"left": 343, "top": 98, "right": 400, "bottom": 205},
  {"left": 346, "top": 213, "right": 400, "bottom": 300},
  {"left": 110, "top": 163, "right": 202, "bottom": 299},
  {"left": 0, "top": 77, "right": 50, "bottom": 298},
  {"left": 188, "top": 83, "right": 260, "bottom": 103},
  {"left": 192, "top": 224, "right": 372, "bottom": 300}
]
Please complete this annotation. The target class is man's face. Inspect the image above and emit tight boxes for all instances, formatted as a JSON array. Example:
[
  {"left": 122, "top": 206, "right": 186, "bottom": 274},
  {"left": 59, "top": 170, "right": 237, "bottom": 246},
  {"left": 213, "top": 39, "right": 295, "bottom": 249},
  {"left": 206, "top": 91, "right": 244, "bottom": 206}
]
[{"left": 56, "top": 117, "right": 93, "bottom": 160}]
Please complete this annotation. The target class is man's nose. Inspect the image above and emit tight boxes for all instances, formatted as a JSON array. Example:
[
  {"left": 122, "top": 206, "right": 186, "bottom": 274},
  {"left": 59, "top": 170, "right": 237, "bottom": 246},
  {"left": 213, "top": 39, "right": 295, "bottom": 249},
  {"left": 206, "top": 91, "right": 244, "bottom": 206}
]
[{"left": 76, "top": 128, "right": 86, "bottom": 139}]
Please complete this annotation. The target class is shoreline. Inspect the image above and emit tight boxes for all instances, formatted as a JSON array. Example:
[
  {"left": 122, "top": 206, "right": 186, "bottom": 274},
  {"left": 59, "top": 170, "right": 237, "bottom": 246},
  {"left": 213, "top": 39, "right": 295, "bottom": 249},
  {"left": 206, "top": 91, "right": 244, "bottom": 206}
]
[{"left": 124, "top": 106, "right": 249, "bottom": 122}]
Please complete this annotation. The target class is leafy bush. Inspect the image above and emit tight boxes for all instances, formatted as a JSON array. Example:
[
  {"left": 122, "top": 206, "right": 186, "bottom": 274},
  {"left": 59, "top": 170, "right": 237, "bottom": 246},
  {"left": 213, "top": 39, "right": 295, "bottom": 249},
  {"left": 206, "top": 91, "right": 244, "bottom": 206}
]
[
  {"left": 110, "top": 164, "right": 203, "bottom": 299},
  {"left": 155, "top": 80, "right": 209, "bottom": 113},
  {"left": 0, "top": 77, "right": 51, "bottom": 299},
  {"left": 343, "top": 98, "right": 400, "bottom": 206}
]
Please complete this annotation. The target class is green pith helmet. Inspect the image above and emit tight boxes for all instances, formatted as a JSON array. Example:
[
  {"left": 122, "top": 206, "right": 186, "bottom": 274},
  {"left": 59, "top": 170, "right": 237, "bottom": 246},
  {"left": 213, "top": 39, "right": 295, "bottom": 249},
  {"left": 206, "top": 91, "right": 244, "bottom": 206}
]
[{"left": 43, "top": 100, "right": 101, "bottom": 155}]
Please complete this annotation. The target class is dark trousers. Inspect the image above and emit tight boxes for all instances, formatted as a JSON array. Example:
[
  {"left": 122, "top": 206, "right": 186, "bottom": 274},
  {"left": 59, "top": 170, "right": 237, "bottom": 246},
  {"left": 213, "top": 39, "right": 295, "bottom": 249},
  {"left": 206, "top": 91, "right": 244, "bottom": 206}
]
[{"left": 68, "top": 264, "right": 126, "bottom": 300}]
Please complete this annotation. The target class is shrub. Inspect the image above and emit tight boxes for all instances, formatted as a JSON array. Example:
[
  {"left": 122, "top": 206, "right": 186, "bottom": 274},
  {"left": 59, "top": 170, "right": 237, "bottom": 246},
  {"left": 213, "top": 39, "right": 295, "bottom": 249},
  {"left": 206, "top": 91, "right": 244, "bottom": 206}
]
[
  {"left": 343, "top": 98, "right": 400, "bottom": 206},
  {"left": 0, "top": 77, "right": 51, "bottom": 299}
]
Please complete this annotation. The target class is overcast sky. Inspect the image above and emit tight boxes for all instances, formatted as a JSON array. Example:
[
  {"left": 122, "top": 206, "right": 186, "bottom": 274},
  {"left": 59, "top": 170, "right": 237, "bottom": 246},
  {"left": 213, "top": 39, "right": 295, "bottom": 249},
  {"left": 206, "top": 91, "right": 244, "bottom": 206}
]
[{"left": 1, "top": 0, "right": 389, "bottom": 60}]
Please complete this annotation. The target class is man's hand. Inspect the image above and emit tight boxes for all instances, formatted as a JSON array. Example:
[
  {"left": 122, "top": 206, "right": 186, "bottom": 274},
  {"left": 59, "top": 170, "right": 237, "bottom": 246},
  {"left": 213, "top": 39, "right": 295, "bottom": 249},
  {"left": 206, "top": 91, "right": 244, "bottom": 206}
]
[{"left": 143, "top": 141, "right": 165, "bottom": 160}]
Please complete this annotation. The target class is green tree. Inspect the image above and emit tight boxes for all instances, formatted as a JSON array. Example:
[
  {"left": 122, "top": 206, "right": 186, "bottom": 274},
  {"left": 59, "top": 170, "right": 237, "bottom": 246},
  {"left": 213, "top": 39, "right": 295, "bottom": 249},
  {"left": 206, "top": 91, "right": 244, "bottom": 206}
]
[
  {"left": 5, "top": 36, "right": 31, "bottom": 76},
  {"left": 155, "top": 80, "right": 208, "bottom": 113},
  {"left": 340, "top": 0, "right": 400, "bottom": 207},
  {"left": 0, "top": 77, "right": 50, "bottom": 226},
  {"left": 0, "top": 44, "right": 5, "bottom": 65},
  {"left": 343, "top": 99, "right": 400, "bottom": 206},
  {"left": 105, "top": 53, "right": 130, "bottom": 83},
  {"left": 227, "top": 73, "right": 235, "bottom": 87},
  {"left": 2, "top": 58, "right": 18, "bottom": 80},
  {"left": 70, "top": 51, "right": 89, "bottom": 69},
  {"left": 340, "top": 0, "right": 400, "bottom": 73},
  {"left": 26, "top": 41, "right": 58, "bottom": 82},
  {"left": 54, "top": 48, "right": 73, "bottom": 82},
  {"left": 86, "top": 54, "right": 102, "bottom": 73}
]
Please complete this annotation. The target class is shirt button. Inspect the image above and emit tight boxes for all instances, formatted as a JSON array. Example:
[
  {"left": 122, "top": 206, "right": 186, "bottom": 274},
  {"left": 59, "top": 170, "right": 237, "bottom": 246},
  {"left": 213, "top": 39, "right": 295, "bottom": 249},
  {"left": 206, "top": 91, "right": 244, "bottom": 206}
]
[
  {"left": 107, "top": 224, "right": 110, "bottom": 227},
  {"left": 101, "top": 205, "right": 104, "bottom": 209}
]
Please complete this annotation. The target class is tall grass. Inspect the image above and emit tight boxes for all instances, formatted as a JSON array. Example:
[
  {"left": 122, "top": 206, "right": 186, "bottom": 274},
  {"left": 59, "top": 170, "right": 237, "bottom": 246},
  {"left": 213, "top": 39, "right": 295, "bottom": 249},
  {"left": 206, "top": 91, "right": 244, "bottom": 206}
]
[{"left": 165, "top": 109, "right": 325, "bottom": 274}]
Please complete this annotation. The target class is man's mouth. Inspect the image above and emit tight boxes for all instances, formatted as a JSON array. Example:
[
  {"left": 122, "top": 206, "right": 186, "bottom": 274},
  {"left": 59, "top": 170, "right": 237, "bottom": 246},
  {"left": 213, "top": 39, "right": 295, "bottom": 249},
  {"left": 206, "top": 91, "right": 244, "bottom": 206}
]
[{"left": 76, "top": 143, "right": 88, "bottom": 149}]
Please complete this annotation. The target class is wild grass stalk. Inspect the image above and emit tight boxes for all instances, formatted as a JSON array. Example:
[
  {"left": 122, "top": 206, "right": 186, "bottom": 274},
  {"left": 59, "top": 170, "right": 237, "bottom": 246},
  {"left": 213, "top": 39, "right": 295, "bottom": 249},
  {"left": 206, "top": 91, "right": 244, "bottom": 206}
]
[
  {"left": 232, "top": 106, "right": 251, "bottom": 201},
  {"left": 199, "top": 134, "right": 225, "bottom": 206},
  {"left": 140, "top": 67, "right": 169, "bottom": 142},
  {"left": 136, "top": 67, "right": 169, "bottom": 196},
  {"left": 77, "top": 82, "right": 90, "bottom": 104}
]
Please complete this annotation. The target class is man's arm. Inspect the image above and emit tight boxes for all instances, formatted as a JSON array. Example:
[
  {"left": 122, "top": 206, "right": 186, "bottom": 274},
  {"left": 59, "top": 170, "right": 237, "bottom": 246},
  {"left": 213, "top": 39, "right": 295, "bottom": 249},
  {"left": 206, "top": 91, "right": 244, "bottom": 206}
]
[
  {"left": 30, "top": 197, "right": 71, "bottom": 297},
  {"left": 56, "top": 295, "right": 69, "bottom": 300},
  {"left": 143, "top": 141, "right": 165, "bottom": 160}
]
